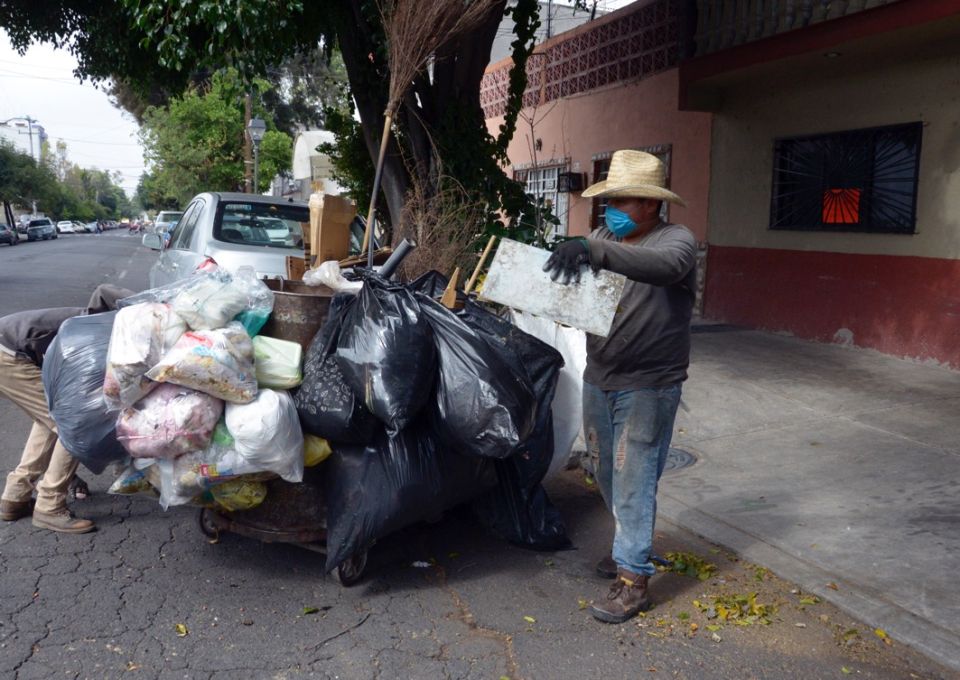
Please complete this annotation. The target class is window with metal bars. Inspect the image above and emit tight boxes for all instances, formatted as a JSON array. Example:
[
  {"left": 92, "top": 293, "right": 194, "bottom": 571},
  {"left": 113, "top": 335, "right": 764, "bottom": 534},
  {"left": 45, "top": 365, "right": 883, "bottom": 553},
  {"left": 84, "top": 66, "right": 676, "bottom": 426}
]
[
  {"left": 770, "top": 122, "right": 922, "bottom": 234},
  {"left": 514, "top": 164, "right": 568, "bottom": 238}
]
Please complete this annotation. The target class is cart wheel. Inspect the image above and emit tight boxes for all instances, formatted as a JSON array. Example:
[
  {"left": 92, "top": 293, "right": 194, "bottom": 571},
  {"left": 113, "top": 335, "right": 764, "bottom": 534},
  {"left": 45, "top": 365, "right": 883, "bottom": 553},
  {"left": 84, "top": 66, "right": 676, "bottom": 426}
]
[
  {"left": 333, "top": 550, "right": 368, "bottom": 587},
  {"left": 198, "top": 508, "right": 220, "bottom": 544}
]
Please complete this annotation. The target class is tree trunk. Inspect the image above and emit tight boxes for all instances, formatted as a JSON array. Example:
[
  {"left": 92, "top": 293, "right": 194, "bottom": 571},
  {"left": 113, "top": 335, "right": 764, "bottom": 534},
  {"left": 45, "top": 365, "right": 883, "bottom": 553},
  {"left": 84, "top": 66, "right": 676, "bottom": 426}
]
[{"left": 333, "top": 0, "right": 409, "bottom": 230}]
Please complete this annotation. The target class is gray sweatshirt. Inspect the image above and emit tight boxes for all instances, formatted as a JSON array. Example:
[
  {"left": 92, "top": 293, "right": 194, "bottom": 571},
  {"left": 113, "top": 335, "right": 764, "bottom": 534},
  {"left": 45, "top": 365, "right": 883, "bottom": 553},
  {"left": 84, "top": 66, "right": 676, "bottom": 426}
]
[
  {"left": 583, "top": 222, "right": 697, "bottom": 389},
  {"left": 0, "top": 307, "right": 84, "bottom": 367}
]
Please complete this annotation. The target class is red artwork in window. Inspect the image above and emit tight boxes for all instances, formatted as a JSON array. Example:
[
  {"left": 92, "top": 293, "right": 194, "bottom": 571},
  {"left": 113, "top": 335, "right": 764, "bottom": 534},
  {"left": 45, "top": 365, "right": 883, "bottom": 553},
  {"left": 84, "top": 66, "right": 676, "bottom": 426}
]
[{"left": 822, "top": 188, "right": 861, "bottom": 224}]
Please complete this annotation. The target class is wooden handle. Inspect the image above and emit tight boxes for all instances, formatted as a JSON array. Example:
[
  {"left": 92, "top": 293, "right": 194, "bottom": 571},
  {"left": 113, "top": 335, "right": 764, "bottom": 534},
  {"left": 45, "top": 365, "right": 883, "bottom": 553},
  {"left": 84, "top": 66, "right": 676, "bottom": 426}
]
[
  {"left": 441, "top": 267, "right": 461, "bottom": 309},
  {"left": 465, "top": 235, "right": 497, "bottom": 294},
  {"left": 362, "top": 112, "right": 394, "bottom": 257}
]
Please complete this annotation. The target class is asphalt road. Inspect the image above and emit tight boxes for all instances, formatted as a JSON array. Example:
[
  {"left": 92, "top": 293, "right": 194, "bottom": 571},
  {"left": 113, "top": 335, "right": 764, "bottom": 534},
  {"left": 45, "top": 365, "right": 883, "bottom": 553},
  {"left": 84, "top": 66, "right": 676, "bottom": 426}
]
[{"left": 0, "top": 233, "right": 950, "bottom": 680}]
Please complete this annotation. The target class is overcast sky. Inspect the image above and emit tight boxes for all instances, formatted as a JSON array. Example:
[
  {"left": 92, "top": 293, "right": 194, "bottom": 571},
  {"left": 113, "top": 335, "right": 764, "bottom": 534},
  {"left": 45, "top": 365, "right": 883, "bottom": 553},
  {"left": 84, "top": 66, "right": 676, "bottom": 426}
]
[{"left": 0, "top": 30, "right": 145, "bottom": 197}]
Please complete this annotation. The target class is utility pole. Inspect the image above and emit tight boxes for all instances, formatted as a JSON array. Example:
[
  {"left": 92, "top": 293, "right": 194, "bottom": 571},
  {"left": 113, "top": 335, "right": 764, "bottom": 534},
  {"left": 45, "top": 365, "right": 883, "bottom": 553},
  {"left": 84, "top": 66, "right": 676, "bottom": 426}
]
[
  {"left": 546, "top": 0, "right": 553, "bottom": 39},
  {"left": 243, "top": 94, "right": 253, "bottom": 193}
]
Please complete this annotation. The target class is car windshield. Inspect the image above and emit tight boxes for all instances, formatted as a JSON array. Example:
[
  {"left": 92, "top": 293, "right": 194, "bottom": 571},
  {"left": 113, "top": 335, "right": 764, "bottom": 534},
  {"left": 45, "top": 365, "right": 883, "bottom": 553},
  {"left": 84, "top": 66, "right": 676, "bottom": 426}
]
[{"left": 214, "top": 201, "right": 307, "bottom": 250}]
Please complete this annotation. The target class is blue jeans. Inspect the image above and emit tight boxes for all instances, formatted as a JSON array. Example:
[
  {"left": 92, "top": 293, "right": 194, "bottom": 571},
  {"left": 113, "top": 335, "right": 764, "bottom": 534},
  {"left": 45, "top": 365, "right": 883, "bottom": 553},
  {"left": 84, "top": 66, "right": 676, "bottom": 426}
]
[{"left": 582, "top": 381, "right": 682, "bottom": 576}]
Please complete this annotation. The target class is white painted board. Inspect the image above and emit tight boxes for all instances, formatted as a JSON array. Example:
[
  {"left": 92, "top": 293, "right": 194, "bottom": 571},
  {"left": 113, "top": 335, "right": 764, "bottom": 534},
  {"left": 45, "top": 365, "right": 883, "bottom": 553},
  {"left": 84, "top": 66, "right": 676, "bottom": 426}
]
[{"left": 480, "top": 238, "right": 626, "bottom": 337}]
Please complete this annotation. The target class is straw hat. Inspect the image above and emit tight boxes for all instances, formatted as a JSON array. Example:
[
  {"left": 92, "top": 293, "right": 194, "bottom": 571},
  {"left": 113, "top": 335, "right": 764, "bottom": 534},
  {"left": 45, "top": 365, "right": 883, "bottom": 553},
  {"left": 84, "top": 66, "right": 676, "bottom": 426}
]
[{"left": 582, "top": 150, "right": 686, "bottom": 206}]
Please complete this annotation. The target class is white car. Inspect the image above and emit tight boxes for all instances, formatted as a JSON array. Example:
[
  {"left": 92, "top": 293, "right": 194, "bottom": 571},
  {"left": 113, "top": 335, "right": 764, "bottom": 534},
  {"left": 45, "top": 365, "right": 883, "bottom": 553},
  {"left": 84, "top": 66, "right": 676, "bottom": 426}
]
[
  {"left": 142, "top": 192, "right": 309, "bottom": 287},
  {"left": 56, "top": 221, "right": 76, "bottom": 234},
  {"left": 153, "top": 210, "right": 184, "bottom": 236}
]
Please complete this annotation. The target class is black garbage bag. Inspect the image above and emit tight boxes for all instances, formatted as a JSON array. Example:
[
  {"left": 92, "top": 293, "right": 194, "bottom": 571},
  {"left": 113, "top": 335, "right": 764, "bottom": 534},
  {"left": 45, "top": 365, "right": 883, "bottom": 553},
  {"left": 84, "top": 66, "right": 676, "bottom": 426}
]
[
  {"left": 418, "top": 295, "right": 536, "bottom": 459},
  {"left": 41, "top": 311, "right": 127, "bottom": 474},
  {"left": 408, "top": 270, "right": 453, "bottom": 299},
  {"left": 459, "top": 301, "right": 572, "bottom": 550},
  {"left": 294, "top": 294, "right": 378, "bottom": 444},
  {"left": 323, "top": 422, "right": 497, "bottom": 572},
  {"left": 335, "top": 276, "right": 436, "bottom": 433}
]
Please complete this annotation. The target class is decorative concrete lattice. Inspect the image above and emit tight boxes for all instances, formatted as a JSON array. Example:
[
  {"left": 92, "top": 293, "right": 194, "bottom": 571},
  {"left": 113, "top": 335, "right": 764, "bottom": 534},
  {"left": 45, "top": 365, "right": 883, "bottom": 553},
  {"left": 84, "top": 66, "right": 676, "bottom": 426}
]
[{"left": 481, "top": 0, "right": 679, "bottom": 119}]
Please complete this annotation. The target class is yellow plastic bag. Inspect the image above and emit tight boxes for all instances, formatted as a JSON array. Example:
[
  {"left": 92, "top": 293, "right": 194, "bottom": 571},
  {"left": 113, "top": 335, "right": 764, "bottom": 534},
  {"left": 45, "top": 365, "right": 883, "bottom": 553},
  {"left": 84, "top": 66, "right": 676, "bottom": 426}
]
[
  {"left": 304, "top": 434, "right": 332, "bottom": 467},
  {"left": 209, "top": 479, "right": 267, "bottom": 511}
]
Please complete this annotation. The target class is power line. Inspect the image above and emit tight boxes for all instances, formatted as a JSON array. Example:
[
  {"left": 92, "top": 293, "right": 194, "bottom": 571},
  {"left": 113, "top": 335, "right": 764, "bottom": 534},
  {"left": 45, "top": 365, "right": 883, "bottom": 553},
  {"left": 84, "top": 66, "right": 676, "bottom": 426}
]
[{"left": 48, "top": 134, "right": 141, "bottom": 147}]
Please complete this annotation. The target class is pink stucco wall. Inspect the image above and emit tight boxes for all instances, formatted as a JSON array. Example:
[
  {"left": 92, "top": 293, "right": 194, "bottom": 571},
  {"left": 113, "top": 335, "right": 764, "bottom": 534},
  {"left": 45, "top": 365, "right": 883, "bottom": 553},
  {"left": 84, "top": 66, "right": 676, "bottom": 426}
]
[{"left": 485, "top": 68, "right": 713, "bottom": 240}]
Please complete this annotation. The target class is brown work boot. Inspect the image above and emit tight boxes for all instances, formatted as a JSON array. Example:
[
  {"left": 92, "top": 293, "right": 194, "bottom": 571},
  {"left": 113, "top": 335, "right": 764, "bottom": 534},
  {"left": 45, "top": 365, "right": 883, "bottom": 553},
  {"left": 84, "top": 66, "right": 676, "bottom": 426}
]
[
  {"left": 0, "top": 499, "right": 33, "bottom": 522},
  {"left": 590, "top": 568, "right": 652, "bottom": 623},
  {"left": 31, "top": 509, "right": 95, "bottom": 534},
  {"left": 595, "top": 554, "right": 617, "bottom": 579}
]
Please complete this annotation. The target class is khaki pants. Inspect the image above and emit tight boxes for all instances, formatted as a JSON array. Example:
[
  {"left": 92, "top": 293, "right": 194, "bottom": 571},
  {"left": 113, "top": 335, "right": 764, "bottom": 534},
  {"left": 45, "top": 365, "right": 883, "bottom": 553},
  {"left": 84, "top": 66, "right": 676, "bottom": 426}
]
[{"left": 0, "top": 351, "right": 79, "bottom": 514}]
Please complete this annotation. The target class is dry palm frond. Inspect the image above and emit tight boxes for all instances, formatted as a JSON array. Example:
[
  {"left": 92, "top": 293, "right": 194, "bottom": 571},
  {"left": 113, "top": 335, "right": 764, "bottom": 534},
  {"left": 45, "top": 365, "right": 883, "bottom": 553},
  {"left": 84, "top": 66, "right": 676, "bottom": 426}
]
[
  {"left": 394, "top": 173, "right": 486, "bottom": 282},
  {"left": 364, "top": 0, "right": 501, "bottom": 261},
  {"left": 381, "top": 0, "right": 502, "bottom": 112}
]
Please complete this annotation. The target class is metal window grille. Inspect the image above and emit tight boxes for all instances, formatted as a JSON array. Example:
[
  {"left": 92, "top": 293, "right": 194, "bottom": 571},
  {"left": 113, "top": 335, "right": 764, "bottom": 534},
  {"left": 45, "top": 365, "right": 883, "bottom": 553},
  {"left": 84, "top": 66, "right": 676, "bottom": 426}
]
[
  {"left": 515, "top": 164, "right": 569, "bottom": 238},
  {"left": 770, "top": 122, "right": 922, "bottom": 234}
]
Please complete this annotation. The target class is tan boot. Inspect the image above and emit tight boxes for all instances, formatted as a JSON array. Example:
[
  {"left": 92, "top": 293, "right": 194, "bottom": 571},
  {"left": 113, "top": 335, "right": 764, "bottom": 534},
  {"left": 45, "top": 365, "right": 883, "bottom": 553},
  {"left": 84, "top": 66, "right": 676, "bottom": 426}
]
[
  {"left": 0, "top": 499, "right": 33, "bottom": 522},
  {"left": 32, "top": 509, "right": 95, "bottom": 534},
  {"left": 590, "top": 568, "right": 652, "bottom": 623}
]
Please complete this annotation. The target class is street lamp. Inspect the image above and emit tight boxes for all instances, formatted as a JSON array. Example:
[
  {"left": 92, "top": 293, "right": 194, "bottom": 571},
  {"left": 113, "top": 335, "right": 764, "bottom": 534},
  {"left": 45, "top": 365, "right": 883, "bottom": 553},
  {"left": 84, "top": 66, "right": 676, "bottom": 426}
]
[{"left": 246, "top": 117, "right": 266, "bottom": 194}]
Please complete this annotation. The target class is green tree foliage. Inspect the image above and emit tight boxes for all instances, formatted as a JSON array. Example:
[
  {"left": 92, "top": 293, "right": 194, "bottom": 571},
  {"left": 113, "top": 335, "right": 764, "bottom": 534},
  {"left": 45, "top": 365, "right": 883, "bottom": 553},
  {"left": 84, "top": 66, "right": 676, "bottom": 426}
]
[
  {"left": 138, "top": 70, "right": 293, "bottom": 206},
  {"left": 1, "top": 0, "right": 547, "bottom": 244},
  {"left": 0, "top": 141, "right": 131, "bottom": 220}
]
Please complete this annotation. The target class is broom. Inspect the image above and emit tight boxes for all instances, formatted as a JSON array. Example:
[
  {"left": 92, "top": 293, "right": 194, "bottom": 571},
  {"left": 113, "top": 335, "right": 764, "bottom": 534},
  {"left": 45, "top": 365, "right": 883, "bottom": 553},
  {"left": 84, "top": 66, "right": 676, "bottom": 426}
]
[{"left": 362, "top": 0, "right": 502, "bottom": 268}]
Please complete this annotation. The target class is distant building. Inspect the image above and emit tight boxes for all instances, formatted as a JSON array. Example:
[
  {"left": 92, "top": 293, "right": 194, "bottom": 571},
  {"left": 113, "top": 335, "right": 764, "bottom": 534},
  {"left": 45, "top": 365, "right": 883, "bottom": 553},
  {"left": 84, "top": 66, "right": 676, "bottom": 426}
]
[
  {"left": 0, "top": 117, "right": 46, "bottom": 163},
  {"left": 270, "top": 130, "right": 346, "bottom": 200},
  {"left": 489, "top": 1, "right": 609, "bottom": 63}
]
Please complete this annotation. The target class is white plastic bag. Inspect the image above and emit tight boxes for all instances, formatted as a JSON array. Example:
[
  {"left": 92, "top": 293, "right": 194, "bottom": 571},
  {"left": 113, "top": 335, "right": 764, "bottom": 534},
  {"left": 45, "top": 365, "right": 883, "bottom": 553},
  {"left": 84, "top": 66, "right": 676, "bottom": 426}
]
[
  {"left": 172, "top": 272, "right": 248, "bottom": 330},
  {"left": 225, "top": 389, "right": 304, "bottom": 483},
  {"left": 253, "top": 335, "right": 303, "bottom": 389},
  {"left": 103, "top": 302, "right": 186, "bottom": 409},
  {"left": 510, "top": 311, "right": 587, "bottom": 479},
  {"left": 147, "top": 322, "right": 257, "bottom": 403},
  {"left": 107, "top": 462, "right": 161, "bottom": 496},
  {"left": 303, "top": 260, "right": 363, "bottom": 293},
  {"left": 115, "top": 383, "right": 223, "bottom": 459}
]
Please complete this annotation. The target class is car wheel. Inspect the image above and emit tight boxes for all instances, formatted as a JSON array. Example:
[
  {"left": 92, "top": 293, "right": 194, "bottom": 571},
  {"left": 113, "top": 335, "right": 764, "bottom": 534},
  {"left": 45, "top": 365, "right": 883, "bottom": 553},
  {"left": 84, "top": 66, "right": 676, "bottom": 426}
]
[{"left": 52, "top": 234, "right": 58, "bottom": 240}]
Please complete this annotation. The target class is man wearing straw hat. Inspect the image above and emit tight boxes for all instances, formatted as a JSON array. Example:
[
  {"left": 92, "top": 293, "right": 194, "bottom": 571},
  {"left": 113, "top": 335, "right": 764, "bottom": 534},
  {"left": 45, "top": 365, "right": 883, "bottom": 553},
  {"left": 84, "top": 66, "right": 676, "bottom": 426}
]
[{"left": 543, "top": 149, "right": 696, "bottom": 623}]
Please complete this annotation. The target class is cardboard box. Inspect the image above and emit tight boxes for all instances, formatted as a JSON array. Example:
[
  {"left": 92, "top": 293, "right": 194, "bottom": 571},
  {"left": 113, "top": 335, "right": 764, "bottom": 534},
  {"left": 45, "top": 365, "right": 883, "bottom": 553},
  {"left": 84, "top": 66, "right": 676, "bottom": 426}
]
[{"left": 308, "top": 193, "right": 355, "bottom": 265}]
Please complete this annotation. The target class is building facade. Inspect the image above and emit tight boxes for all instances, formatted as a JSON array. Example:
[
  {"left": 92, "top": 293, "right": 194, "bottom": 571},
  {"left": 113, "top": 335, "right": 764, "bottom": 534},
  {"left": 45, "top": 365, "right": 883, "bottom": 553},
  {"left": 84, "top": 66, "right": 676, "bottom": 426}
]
[{"left": 483, "top": 0, "right": 960, "bottom": 366}]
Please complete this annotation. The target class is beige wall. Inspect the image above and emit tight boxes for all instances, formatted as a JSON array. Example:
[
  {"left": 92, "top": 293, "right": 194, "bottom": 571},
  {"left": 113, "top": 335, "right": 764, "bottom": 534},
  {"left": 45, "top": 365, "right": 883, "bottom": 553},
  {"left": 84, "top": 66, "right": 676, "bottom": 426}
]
[
  {"left": 708, "top": 52, "right": 960, "bottom": 258},
  {"left": 485, "top": 68, "right": 713, "bottom": 240}
]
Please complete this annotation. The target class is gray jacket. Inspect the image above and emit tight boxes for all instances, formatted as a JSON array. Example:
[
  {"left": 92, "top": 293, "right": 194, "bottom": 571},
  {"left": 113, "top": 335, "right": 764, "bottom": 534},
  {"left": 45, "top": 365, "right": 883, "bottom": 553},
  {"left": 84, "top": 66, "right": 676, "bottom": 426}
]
[{"left": 583, "top": 223, "right": 697, "bottom": 390}]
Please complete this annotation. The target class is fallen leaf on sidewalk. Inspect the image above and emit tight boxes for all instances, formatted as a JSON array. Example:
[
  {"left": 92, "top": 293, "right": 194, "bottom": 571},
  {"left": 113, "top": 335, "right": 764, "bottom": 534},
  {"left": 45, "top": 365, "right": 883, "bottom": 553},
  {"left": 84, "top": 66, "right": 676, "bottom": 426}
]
[
  {"left": 795, "top": 623, "right": 807, "bottom": 628},
  {"left": 799, "top": 596, "right": 820, "bottom": 605},
  {"left": 841, "top": 666, "right": 852, "bottom": 675},
  {"left": 711, "top": 632, "right": 722, "bottom": 643},
  {"left": 826, "top": 582, "right": 839, "bottom": 590},
  {"left": 303, "top": 607, "right": 320, "bottom": 615},
  {"left": 577, "top": 598, "right": 588, "bottom": 610},
  {"left": 874, "top": 628, "right": 892, "bottom": 645},
  {"left": 706, "top": 625, "right": 721, "bottom": 632},
  {"left": 663, "top": 552, "right": 717, "bottom": 581},
  {"left": 523, "top": 616, "right": 536, "bottom": 624},
  {"left": 174, "top": 623, "right": 188, "bottom": 637}
]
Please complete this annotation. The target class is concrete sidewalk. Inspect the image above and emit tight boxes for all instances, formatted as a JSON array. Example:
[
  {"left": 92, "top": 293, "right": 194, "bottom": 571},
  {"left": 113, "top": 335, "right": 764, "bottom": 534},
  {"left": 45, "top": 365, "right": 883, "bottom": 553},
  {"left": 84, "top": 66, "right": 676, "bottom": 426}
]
[{"left": 661, "top": 325, "right": 960, "bottom": 672}]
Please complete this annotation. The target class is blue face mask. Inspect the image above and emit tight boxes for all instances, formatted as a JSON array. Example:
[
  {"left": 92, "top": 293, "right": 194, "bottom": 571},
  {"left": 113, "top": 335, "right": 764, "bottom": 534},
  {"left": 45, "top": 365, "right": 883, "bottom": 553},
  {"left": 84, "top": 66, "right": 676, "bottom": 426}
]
[{"left": 604, "top": 206, "right": 637, "bottom": 238}]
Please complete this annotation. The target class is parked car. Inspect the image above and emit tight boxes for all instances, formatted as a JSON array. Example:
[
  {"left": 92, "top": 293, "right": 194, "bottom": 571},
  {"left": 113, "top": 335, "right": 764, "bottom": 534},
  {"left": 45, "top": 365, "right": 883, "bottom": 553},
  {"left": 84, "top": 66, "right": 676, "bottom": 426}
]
[
  {"left": 153, "top": 211, "right": 183, "bottom": 236},
  {"left": 0, "top": 223, "right": 19, "bottom": 246},
  {"left": 26, "top": 218, "right": 57, "bottom": 241},
  {"left": 56, "top": 220, "right": 76, "bottom": 234},
  {"left": 142, "top": 193, "right": 309, "bottom": 287}
]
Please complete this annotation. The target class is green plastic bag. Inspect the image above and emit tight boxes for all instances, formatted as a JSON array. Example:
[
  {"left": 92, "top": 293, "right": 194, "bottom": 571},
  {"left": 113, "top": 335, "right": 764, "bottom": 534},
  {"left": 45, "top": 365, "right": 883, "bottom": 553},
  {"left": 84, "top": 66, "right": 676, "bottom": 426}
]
[{"left": 253, "top": 335, "right": 303, "bottom": 389}]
